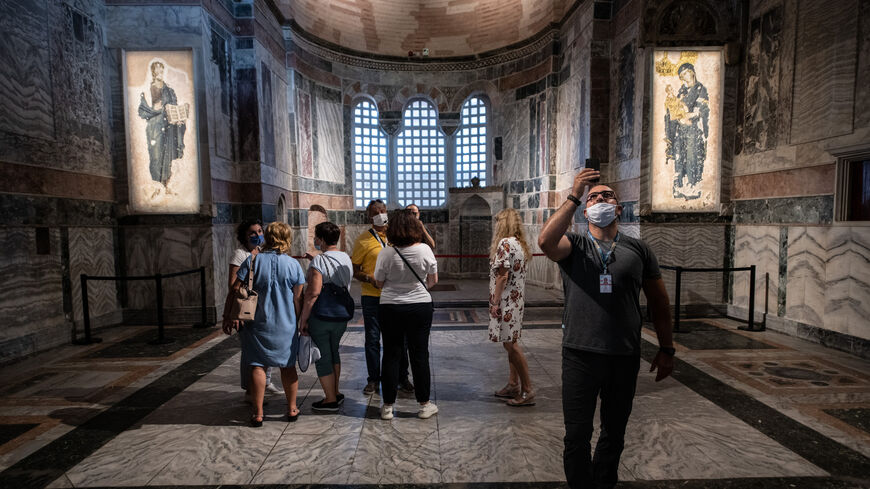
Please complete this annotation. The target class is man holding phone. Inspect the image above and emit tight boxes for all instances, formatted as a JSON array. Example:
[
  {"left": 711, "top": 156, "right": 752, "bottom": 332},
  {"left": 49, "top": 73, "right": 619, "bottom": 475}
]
[{"left": 538, "top": 167, "right": 674, "bottom": 489}]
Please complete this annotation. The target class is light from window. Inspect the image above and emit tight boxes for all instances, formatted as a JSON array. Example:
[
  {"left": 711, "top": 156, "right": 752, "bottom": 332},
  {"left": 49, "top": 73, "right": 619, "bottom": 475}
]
[
  {"left": 352, "top": 101, "right": 389, "bottom": 208},
  {"left": 455, "top": 97, "right": 488, "bottom": 187},
  {"left": 397, "top": 100, "right": 446, "bottom": 208}
]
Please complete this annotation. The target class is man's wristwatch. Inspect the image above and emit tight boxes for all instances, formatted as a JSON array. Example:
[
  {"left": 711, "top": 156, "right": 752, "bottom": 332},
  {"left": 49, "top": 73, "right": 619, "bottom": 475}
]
[
  {"left": 659, "top": 346, "right": 676, "bottom": 357},
  {"left": 566, "top": 194, "right": 582, "bottom": 207}
]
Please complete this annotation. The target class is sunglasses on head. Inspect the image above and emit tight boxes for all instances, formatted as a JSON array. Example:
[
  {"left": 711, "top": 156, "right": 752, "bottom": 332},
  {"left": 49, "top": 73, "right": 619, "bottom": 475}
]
[{"left": 587, "top": 190, "right": 616, "bottom": 202}]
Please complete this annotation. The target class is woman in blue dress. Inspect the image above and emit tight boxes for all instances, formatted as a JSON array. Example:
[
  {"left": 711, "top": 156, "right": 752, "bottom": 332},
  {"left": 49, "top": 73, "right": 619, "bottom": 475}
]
[{"left": 222, "top": 222, "right": 306, "bottom": 426}]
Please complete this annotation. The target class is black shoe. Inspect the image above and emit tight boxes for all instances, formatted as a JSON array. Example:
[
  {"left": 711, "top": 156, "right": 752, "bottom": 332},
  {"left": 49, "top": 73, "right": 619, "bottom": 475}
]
[
  {"left": 398, "top": 379, "right": 415, "bottom": 394},
  {"left": 312, "top": 399, "right": 340, "bottom": 412},
  {"left": 336, "top": 393, "right": 345, "bottom": 405},
  {"left": 250, "top": 415, "right": 263, "bottom": 427},
  {"left": 363, "top": 381, "right": 379, "bottom": 395}
]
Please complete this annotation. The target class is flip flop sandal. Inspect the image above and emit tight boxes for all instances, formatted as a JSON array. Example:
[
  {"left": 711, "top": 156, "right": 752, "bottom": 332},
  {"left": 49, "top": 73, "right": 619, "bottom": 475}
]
[
  {"left": 494, "top": 384, "right": 521, "bottom": 398},
  {"left": 506, "top": 393, "right": 536, "bottom": 407}
]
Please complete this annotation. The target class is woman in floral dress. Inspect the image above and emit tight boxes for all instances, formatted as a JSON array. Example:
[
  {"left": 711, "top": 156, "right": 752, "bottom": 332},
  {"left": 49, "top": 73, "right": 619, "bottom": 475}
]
[{"left": 488, "top": 208, "right": 535, "bottom": 406}]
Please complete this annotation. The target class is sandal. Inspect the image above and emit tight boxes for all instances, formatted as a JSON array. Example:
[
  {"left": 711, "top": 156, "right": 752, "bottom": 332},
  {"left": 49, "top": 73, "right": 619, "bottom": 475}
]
[
  {"left": 287, "top": 408, "right": 300, "bottom": 422},
  {"left": 506, "top": 391, "right": 536, "bottom": 407},
  {"left": 494, "top": 384, "right": 520, "bottom": 398},
  {"left": 250, "top": 414, "right": 263, "bottom": 427}
]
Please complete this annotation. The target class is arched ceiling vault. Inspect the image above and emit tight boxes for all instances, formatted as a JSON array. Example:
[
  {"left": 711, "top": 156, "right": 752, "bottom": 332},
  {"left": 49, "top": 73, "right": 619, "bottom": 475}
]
[{"left": 276, "top": 0, "right": 575, "bottom": 58}]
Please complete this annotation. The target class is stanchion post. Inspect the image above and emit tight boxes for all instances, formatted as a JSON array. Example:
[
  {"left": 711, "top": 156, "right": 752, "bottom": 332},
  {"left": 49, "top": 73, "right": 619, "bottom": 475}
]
[
  {"left": 156, "top": 273, "right": 165, "bottom": 342},
  {"left": 73, "top": 274, "right": 102, "bottom": 345},
  {"left": 748, "top": 265, "right": 756, "bottom": 330},
  {"left": 762, "top": 271, "right": 768, "bottom": 331},
  {"left": 193, "top": 266, "right": 210, "bottom": 328},
  {"left": 674, "top": 267, "right": 682, "bottom": 333},
  {"left": 81, "top": 274, "right": 91, "bottom": 343}
]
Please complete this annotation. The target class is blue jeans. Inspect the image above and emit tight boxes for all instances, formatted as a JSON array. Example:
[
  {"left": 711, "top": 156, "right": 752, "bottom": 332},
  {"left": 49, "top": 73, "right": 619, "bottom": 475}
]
[
  {"left": 562, "top": 347, "right": 639, "bottom": 489},
  {"left": 361, "top": 296, "right": 409, "bottom": 383}
]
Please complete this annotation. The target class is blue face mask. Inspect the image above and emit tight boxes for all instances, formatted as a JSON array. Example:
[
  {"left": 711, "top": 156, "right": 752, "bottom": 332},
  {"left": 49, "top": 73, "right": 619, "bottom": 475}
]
[
  {"left": 249, "top": 234, "right": 264, "bottom": 248},
  {"left": 314, "top": 240, "right": 322, "bottom": 251}
]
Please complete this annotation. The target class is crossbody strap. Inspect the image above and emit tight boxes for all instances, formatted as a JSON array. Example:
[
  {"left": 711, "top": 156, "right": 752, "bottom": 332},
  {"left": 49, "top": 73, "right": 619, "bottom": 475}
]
[
  {"left": 246, "top": 254, "right": 256, "bottom": 290},
  {"left": 394, "top": 246, "right": 428, "bottom": 291},
  {"left": 369, "top": 228, "right": 386, "bottom": 248}
]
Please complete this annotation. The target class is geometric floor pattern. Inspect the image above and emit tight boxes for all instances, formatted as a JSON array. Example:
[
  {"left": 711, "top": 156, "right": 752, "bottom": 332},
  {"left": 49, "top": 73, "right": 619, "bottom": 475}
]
[{"left": 0, "top": 311, "right": 868, "bottom": 488}]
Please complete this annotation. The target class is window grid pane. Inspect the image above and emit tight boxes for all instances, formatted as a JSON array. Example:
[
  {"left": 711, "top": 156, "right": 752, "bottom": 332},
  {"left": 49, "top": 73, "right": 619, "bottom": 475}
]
[
  {"left": 353, "top": 101, "right": 389, "bottom": 208},
  {"left": 456, "top": 97, "right": 488, "bottom": 187},
  {"left": 397, "top": 100, "right": 446, "bottom": 208}
]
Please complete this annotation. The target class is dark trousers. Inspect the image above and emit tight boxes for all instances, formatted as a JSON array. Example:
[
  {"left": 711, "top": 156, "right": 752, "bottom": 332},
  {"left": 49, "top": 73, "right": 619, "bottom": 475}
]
[
  {"left": 361, "top": 296, "right": 409, "bottom": 383},
  {"left": 379, "top": 302, "right": 434, "bottom": 404},
  {"left": 562, "top": 347, "right": 640, "bottom": 489}
]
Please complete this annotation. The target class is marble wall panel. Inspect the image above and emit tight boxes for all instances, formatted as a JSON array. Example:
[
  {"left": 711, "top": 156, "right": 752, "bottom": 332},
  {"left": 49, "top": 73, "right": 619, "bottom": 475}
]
[
  {"left": 615, "top": 40, "right": 636, "bottom": 162},
  {"left": 315, "top": 98, "right": 345, "bottom": 184},
  {"left": 123, "top": 226, "right": 215, "bottom": 310},
  {"left": 823, "top": 227, "right": 870, "bottom": 339},
  {"left": 212, "top": 224, "right": 237, "bottom": 308},
  {"left": 297, "top": 91, "right": 314, "bottom": 178},
  {"left": 785, "top": 226, "right": 827, "bottom": 327},
  {"left": 206, "top": 26, "right": 234, "bottom": 161},
  {"left": 0, "top": 0, "right": 55, "bottom": 140},
  {"left": 0, "top": 228, "right": 66, "bottom": 362},
  {"left": 790, "top": 0, "right": 858, "bottom": 144},
  {"left": 640, "top": 224, "right": 726, "bottom": 306},
  {"left": 498, "top": 101, "right": 531, "bottom": 184},
  {"left": 555, "top": 72, "right": 584, "bottom": 192},
  {"left": 731, "top": 225, "right": 779, "bottom": 316},
  {"left": 69, "top": 228, "right": 118, "bottom": 322}
]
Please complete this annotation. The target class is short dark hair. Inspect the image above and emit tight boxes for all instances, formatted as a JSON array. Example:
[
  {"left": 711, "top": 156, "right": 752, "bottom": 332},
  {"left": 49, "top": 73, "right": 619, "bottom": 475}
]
[
  {"left": 366, "top": 199, "right": 386, "bottom": 213},
  {"left": 386, "top": 209, "right": 424, "bottom": 246},
  {"left": 314, "top": 221, "right": 341, "bottom": 246},
  {"left": 236, "top": 219, "right": 262, "bottom": 246}
]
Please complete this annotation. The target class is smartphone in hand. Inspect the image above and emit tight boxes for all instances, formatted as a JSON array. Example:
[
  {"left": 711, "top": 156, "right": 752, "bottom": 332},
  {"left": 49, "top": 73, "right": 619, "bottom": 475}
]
[{"left": 585, "top": 158, "right": 600, "bottom": 183}]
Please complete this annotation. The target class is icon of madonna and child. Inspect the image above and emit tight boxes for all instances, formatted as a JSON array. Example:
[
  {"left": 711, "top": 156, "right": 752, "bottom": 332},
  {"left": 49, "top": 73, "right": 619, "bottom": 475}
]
[{"left": 660, "top": 58, "right": 711, "bottom": 201}]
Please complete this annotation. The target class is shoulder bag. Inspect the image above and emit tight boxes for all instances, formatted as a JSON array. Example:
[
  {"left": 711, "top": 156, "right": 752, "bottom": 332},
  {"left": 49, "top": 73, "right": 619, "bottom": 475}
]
[
  {"left": 394, "top": 246, "right": 428, "bottom": 291},
  {"left": 311, "top": 253, "right": 355, "bottom": 322},
  {"left": 230, "top": 254, "right": 258, "bottom": 321}
]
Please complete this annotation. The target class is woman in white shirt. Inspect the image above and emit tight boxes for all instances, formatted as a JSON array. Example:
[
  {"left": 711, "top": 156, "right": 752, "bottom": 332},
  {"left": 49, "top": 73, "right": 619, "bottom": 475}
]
[{"left": 373, "top": 210, "right": 438, "bottom": 420}]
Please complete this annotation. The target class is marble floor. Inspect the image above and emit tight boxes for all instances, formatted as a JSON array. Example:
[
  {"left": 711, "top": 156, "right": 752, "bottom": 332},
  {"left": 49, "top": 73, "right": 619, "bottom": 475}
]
[{"left": 0, "top": 304, "right": 868, "bottom": 488}]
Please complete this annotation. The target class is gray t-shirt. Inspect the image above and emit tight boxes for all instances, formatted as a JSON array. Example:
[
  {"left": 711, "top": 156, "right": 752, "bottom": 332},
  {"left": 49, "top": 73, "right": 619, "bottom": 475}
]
[
  {"left": 310, "top": 251, "right": 353, "bottom": 290},
  {"left": 557, "top": 232, "right": 661, "bottom": 355}
]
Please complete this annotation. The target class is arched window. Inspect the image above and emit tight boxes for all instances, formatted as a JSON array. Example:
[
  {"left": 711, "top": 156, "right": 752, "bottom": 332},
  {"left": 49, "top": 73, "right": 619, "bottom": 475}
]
[
  {"left": 352, "top": 100, "right": 389, "bottom": 208},
  {"left": 455, "top": 96, "right": 488, "bottom": 187},
  {"left": 396, "top": 99, "right": 447, "bottom": 208}
]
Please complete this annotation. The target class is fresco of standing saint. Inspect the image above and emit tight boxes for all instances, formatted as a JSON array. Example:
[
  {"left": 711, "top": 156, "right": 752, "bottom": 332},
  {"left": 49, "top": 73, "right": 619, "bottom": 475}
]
[
  {"left": 138, "top": 61, "right": 186, "bottom": 195},
  {"left": 124, "top": 50, "right": 200, "bottom": 214}
]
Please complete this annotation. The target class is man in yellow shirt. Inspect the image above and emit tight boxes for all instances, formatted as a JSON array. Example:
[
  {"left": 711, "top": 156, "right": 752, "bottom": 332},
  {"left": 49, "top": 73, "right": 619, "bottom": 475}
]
[{"left": 352, "top": 200, "right": 412, "bottom": 395}]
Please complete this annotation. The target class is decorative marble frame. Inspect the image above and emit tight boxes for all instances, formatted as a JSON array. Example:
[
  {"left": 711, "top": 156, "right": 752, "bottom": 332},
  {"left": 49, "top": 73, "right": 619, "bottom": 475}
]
[{"left": 121, "top": 49, "right": 203, "bottom": 214}]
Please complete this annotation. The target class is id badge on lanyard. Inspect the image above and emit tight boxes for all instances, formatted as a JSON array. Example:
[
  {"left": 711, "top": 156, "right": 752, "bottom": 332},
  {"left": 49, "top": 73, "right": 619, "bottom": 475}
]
[
  {"left": 589, "top": 232, "right": 618, "bottom": 294},
  {"left": 599, "top": 274, "right": 612, "bottom": 293}
]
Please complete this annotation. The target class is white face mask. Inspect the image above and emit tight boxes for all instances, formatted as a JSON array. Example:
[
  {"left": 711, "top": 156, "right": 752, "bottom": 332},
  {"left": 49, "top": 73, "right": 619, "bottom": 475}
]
[
  {"left": 372, "top": 212, "right": 388, "bottom": 227},
  {"left": 585, "top": 202, "right": 619, "bottom": 228}
]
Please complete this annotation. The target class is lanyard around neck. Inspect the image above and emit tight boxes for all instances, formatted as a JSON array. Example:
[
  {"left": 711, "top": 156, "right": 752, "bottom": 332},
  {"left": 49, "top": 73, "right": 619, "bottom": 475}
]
[
  {"left": 369, "top": 228, "right": 386, "bottom": 248},
  {"left": 587, "top": 231, "right": 619, "bottom": 273}
]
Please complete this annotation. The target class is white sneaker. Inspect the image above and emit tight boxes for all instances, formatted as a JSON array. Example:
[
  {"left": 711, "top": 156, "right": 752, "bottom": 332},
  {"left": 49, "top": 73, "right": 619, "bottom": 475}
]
[
  {"left": 380, "top": 404, "right": 394, "bottom": 420},
  {"left": 265, "top": 383, "right": 284, "bottom": 395},
  {"left": 418, "top": 402, "right": 438, "bottom": 419}
]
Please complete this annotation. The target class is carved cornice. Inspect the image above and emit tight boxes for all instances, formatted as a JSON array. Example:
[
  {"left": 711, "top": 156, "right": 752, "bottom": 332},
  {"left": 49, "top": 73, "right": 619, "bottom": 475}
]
[{"left": 286, "top": 25, "right": 559, "bottom": 72}]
